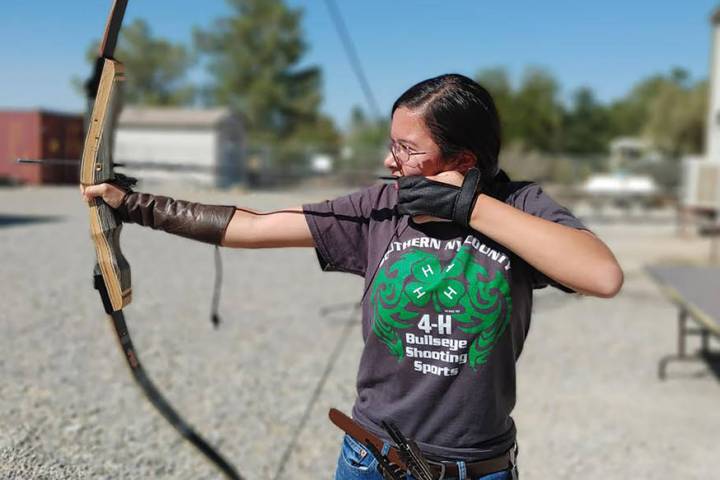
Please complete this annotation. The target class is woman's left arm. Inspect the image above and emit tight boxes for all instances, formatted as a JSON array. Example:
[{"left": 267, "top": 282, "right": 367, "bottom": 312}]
[{"left": 469, "top": 193, "right": 623, "bottom": 298}]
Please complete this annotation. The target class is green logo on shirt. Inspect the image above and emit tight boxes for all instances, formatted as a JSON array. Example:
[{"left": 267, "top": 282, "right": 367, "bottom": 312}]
[{"left": 370, "top": 245, "right": 512, "bottom": 369}]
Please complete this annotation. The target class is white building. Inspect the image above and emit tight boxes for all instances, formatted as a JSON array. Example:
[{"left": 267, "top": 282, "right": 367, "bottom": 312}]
[
  {"left": 608, "top": 137, "right": 661, "bottom": 171},
  {"left": 114, "top": 107, "right": 244, "bottom": 188},
  {"left": 707, "top": 9, "right": 720, "bottom": 162},
  {"left": 681, "top": 8, "right": 720, "bottom": 211}
]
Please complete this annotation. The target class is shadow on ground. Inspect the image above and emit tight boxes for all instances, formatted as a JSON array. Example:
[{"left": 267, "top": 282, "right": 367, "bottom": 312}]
[
  {"left": 703, "top": 351, "right": 720, "bottom": 381},
  {"left": 0, "top": 214, "right": 63, "bottom": 228}
]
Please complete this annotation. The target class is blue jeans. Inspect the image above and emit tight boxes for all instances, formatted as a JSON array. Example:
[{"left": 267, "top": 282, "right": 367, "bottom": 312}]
[{"left": 334, "top": 434, "right": 515, "bottom": 480}]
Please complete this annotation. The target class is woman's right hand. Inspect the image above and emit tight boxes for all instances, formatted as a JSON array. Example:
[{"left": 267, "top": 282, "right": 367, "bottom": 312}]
[{"left": 80, "top": 183, "right": 128, "bottom": 209}]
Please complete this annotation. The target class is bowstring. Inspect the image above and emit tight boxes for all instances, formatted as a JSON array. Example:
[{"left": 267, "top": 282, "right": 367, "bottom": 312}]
[
  {"left": 272, "top": 302, "right": 361, "bottom": 480},
  {"left": 210, "top": 245, "right": 223, "bottom": 328},
  {"left": 228, "top": 192, "right": 407, "bottom": 477}
]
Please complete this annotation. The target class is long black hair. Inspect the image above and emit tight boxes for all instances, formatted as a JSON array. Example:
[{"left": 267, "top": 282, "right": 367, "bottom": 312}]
[{"left": 392, "top": 73, "right": 509, "bottom": 182}]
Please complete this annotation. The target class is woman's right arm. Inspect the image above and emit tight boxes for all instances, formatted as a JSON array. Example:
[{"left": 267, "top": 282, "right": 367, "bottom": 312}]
[
  {"left": 222, "top": 207, "right": 314, "bottom": 248},
  {"left": 81, "top": 183, "right": 315, "bottom": 249}
]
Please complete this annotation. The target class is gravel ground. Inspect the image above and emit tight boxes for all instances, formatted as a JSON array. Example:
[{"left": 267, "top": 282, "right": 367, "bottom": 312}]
[{"left": 1, "top": 185, "right": 718, "bottom": 479}]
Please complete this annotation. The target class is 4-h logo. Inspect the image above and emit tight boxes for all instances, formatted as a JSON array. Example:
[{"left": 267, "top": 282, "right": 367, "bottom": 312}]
[{"left": 369, "top": 245, "right": 512, "bottom": 369}]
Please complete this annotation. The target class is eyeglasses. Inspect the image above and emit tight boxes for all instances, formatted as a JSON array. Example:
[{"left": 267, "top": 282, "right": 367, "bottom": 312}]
[{"left": 388, "top": 140, "right": 427, "bottom": 171}]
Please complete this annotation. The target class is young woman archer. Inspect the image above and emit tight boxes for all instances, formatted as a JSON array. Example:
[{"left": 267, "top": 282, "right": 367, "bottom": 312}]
[{"left": 82, "top": 73, "right": 623, "bottom": 480}]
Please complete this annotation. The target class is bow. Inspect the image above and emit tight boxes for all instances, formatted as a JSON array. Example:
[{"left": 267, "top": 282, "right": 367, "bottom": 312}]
[{"left": 80, "top": 1, "right": 242, "bottom": 478}]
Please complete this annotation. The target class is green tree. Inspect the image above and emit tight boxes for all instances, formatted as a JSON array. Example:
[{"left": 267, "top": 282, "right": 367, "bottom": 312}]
[
  {"left": 562, "top": 87, "right": 611, "bottom": 154},
  {"left": 512, "top": 67, "right": 564, "bottom": 152},
  {"left": 473, "top": 64, "right": 707, "bottom": 175},
  {"left": 342, "top": 105, "right": 388, "bottom": 171},
  {"left": 606, "top": 67, "right": 706, "bottom": 155},
  {"left": 643, "top": 78, "right": 707, "bottom": 155},
  {"left": 77, "top": 19, "right": 196, "bottom": 106},
  {"left": 194, "top": 0, "right": 335, "bottom": 150},
  {"left": 475, "top": 66, "right": 565, "bottom": 152},
  {"left": 475, "top": 67, "right": 519, "bottom": 144},
  {"left": 290, "top": 115, "right": 341, "bottom": 151},
  {"left": 607, "top": 73, "right": 668, "bottom": 137}
]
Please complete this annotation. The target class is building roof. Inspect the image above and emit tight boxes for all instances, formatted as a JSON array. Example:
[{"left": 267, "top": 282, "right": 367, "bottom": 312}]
[
  {"left": 118, "top": 107, "right": 235, "bottom": 128},
  {"left": 609, "top": 136, "right": 650, "bottom": 151},
  {"left": 0, "top": 108, "right": 82, "bottom": 119}
]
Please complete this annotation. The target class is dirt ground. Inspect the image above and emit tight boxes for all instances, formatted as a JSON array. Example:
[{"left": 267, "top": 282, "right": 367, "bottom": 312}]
[{"left": 0, "top": 185, "right": 718, "bottom": 479}]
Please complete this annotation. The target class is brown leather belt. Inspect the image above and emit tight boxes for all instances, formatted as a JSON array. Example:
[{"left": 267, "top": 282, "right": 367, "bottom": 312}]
[{"left": 329, "top": 408, "right": 515, "bottom": 478}]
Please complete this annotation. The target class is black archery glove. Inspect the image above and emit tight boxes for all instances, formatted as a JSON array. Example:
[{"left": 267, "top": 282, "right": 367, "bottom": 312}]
[{"left": 396, "top": 167, "right": 482, "bottom": 228}]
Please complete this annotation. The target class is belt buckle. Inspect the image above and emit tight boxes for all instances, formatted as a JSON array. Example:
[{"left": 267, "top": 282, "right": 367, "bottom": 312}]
[{"left": 426, "top": 459, "right": 447, "bottom": 480}]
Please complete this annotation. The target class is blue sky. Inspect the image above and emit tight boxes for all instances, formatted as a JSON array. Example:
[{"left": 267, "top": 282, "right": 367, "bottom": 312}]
[{"left": 0, "top": 1, "right": 716, "bottom": 128}]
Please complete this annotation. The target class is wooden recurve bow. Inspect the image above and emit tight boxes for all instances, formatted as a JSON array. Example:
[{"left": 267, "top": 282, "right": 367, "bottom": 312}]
[{"left": 80, "top": 1, "right": 242, "bottom": 478}]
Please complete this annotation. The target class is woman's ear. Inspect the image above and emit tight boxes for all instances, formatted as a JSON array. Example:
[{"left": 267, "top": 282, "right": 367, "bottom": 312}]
[{"left": 449, "top": 151, "right": 477, "bottom": 173}]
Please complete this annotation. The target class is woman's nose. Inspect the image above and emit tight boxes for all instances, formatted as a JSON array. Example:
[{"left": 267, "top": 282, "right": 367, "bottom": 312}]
[{"left": 383, "top": 152, "right": 396, "bottom": 169}]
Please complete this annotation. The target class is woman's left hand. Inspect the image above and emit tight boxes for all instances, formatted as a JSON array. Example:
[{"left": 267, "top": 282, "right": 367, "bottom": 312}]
[{"left": 80, "top": 182, "right": 128, "bottom": 209}]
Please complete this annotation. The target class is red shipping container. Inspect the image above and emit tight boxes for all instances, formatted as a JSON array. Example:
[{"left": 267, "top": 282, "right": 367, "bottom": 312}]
[{"left": 0, "top": 110, "right": 84, "bottom": 185}]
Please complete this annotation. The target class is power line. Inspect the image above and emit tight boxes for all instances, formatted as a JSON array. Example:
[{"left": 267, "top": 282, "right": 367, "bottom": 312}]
[{"left": 322, "top": 0, "right": 382, "bottom": 120}]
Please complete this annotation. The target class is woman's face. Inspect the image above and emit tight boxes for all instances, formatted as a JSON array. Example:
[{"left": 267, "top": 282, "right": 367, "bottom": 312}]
[{"left": 383, "top": 107, "right": 444, "bottom": 177}]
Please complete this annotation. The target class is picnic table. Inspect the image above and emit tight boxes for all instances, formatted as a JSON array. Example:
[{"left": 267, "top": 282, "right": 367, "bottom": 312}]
[{"left": 646, "top": 265, "right": 720, "bottom": 379}]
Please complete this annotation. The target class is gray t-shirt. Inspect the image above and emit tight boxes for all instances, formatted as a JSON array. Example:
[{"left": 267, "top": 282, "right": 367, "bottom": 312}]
[{"left": 303, "top": 180, "right": 588, "bottom": 461}]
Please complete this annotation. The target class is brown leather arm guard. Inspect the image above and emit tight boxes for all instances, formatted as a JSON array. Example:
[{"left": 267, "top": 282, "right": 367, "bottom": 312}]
[{"left": 117, "top": 192, "right": 236, "bottom": 246}]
